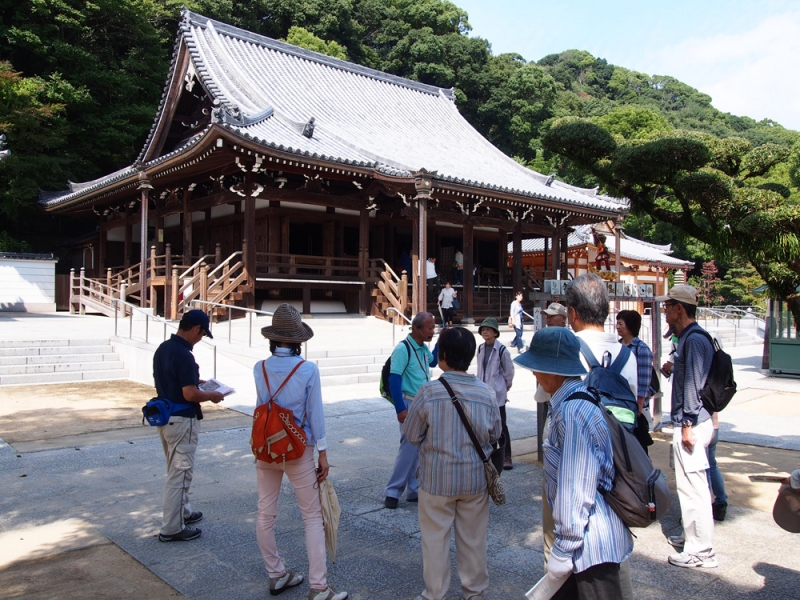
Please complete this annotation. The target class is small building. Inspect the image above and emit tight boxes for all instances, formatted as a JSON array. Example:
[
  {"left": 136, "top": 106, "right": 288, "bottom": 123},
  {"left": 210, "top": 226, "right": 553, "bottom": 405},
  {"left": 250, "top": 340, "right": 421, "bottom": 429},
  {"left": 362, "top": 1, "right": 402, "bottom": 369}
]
[
  {"left": 40, "top": 10, "right": 627, "bottom": 322},
  {"left": 0, "top": 252, "right": 59, "bottom": 312},
  {"left": 510, "top": 224, "right": 693, "bottom": 298}
]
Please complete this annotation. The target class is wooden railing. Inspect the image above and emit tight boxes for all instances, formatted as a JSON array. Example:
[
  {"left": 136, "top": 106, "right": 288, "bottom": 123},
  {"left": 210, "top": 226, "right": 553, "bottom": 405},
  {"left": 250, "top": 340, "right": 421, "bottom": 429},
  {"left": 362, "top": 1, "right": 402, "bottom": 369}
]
[
  {"left": 255, "top": 252, "right": 362, "bottom": 279},
  {"left": 376, "top": 260, "right": 409, "bottom": 324}
]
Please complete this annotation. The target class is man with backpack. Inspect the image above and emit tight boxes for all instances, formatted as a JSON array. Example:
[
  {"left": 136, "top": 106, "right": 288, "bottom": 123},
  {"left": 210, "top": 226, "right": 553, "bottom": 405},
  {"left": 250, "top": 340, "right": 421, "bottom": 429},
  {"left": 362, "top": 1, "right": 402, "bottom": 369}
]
[
  {"left": 384, "top": 312, "right": 438, "bottom": 509},
  {"left": 658, "top": 284, "right": 718, "bottom": 569},
  {"left": 565, "top": 273, "right": 638, "bottom": 598},
  {"left": 515, "top": 327, "right": 633, "bottom": 599}
]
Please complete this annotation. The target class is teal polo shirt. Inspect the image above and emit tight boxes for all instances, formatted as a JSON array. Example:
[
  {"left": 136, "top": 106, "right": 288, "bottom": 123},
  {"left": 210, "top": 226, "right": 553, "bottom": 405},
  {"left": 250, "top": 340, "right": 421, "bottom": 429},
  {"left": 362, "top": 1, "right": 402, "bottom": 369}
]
[{"left": 390, "top": 335, "right": 433, "bottom": 399}]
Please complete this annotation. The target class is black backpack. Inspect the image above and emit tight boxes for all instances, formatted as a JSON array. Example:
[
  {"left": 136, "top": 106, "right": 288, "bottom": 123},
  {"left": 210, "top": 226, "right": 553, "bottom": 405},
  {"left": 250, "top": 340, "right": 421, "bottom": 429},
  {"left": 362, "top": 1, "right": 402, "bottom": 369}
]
[
  {"left": 687, "top": 329, "right": 737, "bottom": 413},
  {"left": 578, "top": 339, "right": 639, "bottom": 432},
  {"left": 567, "top": 390, "right": 671, "bottom": 528},
  {"left": 379, "top": 340, "right": 410, "bottom": 406}
]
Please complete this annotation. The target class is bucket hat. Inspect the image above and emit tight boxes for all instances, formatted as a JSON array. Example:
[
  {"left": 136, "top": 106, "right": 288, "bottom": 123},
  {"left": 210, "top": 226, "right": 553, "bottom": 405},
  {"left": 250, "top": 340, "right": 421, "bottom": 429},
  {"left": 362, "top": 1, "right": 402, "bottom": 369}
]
[
  {"left": 182, "top": 309, "right": 213, "bottom": 339},
  {"left": 655, "top": 284, "right": 698, "bottom": 305},
  {"left": 478, "top": 317, "right": 500, "bottom": 335},
  {"left": 542, "top": 302, "right": 568, "bottom": 317},
  {"left": 513, "top": 327, "right": 586, "bottom": 376},
  {"left": 773, "top": 483, "right": 800, "bottom": 533},
  {"left": 260, "top": 304, "right": 314, "bottom": 343}
]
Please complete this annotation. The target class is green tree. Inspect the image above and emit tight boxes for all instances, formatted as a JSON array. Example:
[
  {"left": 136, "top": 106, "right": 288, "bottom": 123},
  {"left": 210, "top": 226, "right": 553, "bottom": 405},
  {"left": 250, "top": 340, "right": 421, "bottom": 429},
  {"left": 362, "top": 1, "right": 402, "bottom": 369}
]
[
  {"left": 543, "top": 120, "right": 800, "bottom": 330},
  {"left": 283, "top": 26, "right": 348, "bottom": 59}
]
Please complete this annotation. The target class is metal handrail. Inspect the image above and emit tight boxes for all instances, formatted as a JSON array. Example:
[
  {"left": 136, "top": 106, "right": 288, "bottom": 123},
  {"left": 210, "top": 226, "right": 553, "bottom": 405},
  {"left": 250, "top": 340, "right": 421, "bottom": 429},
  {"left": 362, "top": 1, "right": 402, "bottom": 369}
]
[
  {"left": 112, "top": 298, "right": 217, "bottom": 378},
  {"left": 387, "top": 307, "right": 412, "bottom": 346},
  {"left": 179, "top": 254, "right": 215, "bottom": 279},
  {"left": 189, "top": 299, "right": 274, "bottom": 349}
]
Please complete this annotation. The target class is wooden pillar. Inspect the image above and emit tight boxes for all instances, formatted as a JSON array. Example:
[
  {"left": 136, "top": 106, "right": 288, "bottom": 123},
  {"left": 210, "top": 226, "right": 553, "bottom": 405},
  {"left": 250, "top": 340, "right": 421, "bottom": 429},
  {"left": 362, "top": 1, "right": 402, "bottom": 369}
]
[
  {"left": 98, "top": 220, "right": 107, "bottom": 275},
  {"left": 124, "top": 211, "right": 132, "bottom": 268},
  {"left": 268, "top": 210, "right": 281, "bottom": 273},
  {"left": 462, "top": 221, "right": 474, "bottom": 323},
  {"left": 182, "top": 189, "right": 193, "bottom": 263},
  {"left": 359, "top": 208, "right": 369, "bottom": 315},
  {"left": 417, "top": 198, "right": 428, "bottom": 313},
  {"left": 244, "top": 189, "right": 256, "bottom": 309},
  {"left": 615, "top": 218, "right": 622, "bottom": 277},
  {"left": 204, "top": 208, "right": 211, "bottom": 253},
  {"left": 411, "top": 215, "right": 419, "bottom": 313},
  {"left": 138, "top": 175, "right": 152, "bottom": 308},
  {"left": 512, "top": 217, "right": 522, "bottom": 293},
  {"left": 560, "top": 232, "right": 569, "bottom": 280}
]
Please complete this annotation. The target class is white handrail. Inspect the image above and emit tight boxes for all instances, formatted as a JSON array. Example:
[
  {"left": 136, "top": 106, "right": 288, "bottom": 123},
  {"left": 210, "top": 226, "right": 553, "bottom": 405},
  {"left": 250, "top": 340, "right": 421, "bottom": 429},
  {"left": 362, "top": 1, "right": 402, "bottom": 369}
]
[
  {"left": 189, "top": 299, "right": 274, "bottom": 348},
  {"left": 179, "top": 254, "right": 215, "bottom": 279}
]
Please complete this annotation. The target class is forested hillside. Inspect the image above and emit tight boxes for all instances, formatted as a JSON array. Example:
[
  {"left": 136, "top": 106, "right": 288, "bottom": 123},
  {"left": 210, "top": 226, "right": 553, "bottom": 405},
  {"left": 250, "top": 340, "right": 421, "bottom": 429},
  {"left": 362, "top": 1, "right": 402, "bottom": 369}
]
[{"left": 1, "top": 0, "right": 798, "bottom": 306}]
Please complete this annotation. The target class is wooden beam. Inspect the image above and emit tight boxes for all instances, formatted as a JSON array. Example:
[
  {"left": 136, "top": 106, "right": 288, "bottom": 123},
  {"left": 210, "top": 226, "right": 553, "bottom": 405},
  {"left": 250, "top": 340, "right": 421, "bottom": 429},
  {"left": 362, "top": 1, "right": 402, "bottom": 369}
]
[{"left": 401, "top": 207, "right": 555, "bottom": 236}]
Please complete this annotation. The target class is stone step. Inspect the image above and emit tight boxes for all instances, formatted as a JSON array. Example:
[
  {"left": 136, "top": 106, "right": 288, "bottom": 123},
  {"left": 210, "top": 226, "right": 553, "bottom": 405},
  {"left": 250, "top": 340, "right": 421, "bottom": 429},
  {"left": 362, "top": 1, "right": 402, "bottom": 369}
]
[
  {"left": 0, "top": 361, "right": 126, "bottom": 375},
  {"left": 0, "top": 345, "right": 113, "bottom": 357},
  {"left": 0, "top": 369, "right": 129, "bottom": 386},
  {"left": 319, "top": 371, "right": 382, "bottom": 387},
  {"left": 317, "top": 363, "right": 384, "bottom": 377},
  {"left": 0, "top": 353, "right": 119, "bottom": 366},
  {"left": 313, "top": 354, "right": 385, "bottom": 368},
  {"left": 0, "top": 338, "right": 111, "bottom": 349},
  {"left": 307, "top": 347, "right": 394, "bottom": 360}
]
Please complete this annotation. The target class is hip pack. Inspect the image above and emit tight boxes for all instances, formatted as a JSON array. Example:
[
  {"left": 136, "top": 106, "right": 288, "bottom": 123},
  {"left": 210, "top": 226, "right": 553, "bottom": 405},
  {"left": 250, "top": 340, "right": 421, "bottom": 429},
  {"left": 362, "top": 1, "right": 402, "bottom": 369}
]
[
  {"left": 251, "top": 360, "right": 308, "bottom": 465},
  {"left": 141, "top": 398, "right": 194, "bottom": 427}
]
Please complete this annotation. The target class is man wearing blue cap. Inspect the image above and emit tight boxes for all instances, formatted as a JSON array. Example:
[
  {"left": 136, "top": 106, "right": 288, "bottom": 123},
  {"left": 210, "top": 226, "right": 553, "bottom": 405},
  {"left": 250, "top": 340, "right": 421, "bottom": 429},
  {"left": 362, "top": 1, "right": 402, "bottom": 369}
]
[
  {"left": 515, "top": 327, "right": 632, "bottom": 599},
  {"left": 153, "top": 309, "right": 225, "bottom": 542}
]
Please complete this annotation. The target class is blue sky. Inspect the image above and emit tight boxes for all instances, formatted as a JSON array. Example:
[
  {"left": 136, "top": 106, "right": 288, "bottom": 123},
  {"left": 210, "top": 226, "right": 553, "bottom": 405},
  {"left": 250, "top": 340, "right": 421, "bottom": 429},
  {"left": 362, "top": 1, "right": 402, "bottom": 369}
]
[{"left": 454, "top": 0, "right": 800, "bottom": 130}]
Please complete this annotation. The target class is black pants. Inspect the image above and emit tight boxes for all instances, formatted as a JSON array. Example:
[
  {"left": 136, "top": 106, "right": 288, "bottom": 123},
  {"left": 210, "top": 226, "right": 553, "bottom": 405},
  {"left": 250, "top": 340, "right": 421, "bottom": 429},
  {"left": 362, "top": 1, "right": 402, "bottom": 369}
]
[
  {"left": 552, "top": 562, "right": 621, "bottom": 600},
  {"left": 441, "top": 307, "right": 454, "bottom": 325},
  {"left": 499, "top": 404, "right": 511, "bottom": 458}
]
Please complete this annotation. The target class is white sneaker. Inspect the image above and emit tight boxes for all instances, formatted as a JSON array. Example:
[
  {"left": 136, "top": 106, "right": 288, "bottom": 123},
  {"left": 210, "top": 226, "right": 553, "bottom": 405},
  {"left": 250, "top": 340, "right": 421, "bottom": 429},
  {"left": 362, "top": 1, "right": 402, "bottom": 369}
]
[
  {"left": 668, "top": 550, "right": 718, "bottom": 568},
  {"left": 308, "top": 586, "right": 348, "bottom": 600},
  {"left": 667, "top": 535, "right": 685, "bottom": 548},
  {"left": 269, "top": 570, "right": 303, "bottom": 595}
]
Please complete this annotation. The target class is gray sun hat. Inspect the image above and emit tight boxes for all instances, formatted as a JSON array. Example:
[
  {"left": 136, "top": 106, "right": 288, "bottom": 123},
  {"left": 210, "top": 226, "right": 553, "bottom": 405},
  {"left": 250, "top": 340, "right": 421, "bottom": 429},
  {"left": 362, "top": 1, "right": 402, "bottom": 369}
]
[
  {"left": 260, "top": 304, "right": 314, "bottom": 343},
  {"left": 513, "top": 327, "right": 587, "bottom": 376},
  {"left": 542, "top": 302, "right": 568, "bottom": 317},
  {"left": 478, "top": 317, "right": 500, "bottom": 335}
]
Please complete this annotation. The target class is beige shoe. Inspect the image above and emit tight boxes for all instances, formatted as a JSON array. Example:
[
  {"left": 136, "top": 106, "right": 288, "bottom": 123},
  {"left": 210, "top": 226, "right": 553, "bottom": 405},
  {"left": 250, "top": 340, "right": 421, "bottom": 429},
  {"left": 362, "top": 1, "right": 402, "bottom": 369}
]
[
  {"left": 269, "top": 570, "right": 303, "bottom": 595},
  {"left": 307, "top": 586, "right": 348, "bottom": 600}
]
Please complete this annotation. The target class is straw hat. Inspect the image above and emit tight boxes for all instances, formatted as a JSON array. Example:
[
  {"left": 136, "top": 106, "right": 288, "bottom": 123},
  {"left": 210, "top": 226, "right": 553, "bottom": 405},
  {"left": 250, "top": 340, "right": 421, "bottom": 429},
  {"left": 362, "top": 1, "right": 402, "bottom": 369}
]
[{"left": 260, "top": 304, "right": 314, "bottom": 343}]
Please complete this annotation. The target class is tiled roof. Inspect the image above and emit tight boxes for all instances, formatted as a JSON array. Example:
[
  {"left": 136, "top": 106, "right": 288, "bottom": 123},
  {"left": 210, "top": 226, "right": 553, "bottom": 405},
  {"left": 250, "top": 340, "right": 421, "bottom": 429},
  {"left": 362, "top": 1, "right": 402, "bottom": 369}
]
[
  {"left": 511, "top": 225, "right": 692, "bottom": 267},
  {"left": 40, "top": 11, "right": 629, "bottom": 216}
]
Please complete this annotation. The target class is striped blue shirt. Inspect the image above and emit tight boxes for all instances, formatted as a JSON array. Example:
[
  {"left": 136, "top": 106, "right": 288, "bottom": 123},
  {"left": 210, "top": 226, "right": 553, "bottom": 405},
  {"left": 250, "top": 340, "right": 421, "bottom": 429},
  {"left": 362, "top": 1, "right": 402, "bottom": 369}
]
[
  {"left": 627, "top": 337, "right": 654, "bottom": 404},
  {"left": 544, "top": 378, "right": 633, "bottom": 572},
  {"left": 671, "top": 322, "right": 714, "bottom": 426},
  {"left": 404, "top": 372, "right": 501, "bottom": 496}
]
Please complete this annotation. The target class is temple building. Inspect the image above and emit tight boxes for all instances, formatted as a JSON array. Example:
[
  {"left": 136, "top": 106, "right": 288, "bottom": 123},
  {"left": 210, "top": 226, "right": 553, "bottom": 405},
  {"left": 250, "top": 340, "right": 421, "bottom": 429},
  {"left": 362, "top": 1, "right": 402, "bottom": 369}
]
[{"left": 41, "top": 10, "right": 627, "bottom": 322}]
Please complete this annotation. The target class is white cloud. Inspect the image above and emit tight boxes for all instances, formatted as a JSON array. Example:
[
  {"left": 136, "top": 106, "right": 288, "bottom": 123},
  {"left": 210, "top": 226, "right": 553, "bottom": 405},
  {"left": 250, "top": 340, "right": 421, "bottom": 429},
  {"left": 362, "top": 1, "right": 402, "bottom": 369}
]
[{"left": 648, "top": 11, "right": 800, "bottom": 130}]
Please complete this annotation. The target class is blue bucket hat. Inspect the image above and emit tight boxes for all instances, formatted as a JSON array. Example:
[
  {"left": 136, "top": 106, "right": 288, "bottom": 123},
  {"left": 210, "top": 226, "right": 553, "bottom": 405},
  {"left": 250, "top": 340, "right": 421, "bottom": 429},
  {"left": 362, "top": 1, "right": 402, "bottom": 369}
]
[
  {"left": 513, "top": 327, "right": 586, "bottom": 376},
  {"left": 182, "top": 309, "right": 213, "bottom": 339}
]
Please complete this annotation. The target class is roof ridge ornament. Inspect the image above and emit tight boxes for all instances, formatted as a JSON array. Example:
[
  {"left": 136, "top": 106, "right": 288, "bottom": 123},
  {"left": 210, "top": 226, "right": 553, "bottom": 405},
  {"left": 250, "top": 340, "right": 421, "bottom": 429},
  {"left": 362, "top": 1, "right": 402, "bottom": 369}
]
[
  {"left": 211, "top": 98, "right": 274, "bottom": 127},
  {"left": 302, "top": 117, "right": 315, "bottom": 139}
]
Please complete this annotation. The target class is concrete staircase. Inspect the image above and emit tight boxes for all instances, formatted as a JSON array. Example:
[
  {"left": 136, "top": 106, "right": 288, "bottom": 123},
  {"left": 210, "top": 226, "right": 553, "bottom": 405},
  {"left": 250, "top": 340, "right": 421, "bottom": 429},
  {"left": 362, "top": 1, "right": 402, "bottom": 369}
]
[
  {"left": 309, "top": 346, "right": 393, "bottom": 387},
  {"left": 0, "top": 339, "right": 129, "bottom": 385}
]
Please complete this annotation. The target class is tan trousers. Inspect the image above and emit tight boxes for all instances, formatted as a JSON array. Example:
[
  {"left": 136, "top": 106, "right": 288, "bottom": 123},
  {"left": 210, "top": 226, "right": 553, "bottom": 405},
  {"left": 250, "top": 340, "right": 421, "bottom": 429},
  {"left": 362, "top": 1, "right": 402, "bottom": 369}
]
[
  {"left": 418, "top": 489, "right": 489, "bottom": 600},
  {"left": 674, "top": 418, "right": 715, "bottom": 554},
  {"left": 159, "top": 416, "right": 198, "bottom": 536}
]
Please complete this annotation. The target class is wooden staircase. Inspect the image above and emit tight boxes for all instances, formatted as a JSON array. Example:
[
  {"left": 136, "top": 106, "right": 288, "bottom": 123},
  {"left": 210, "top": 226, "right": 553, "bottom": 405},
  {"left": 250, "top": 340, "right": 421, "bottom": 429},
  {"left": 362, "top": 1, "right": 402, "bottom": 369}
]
[
  {"left": 371, "top": 261, "right": 410, "bottom": 324},
  {"left": 70, "top": 243, "right": 251, "bottom": 323}
]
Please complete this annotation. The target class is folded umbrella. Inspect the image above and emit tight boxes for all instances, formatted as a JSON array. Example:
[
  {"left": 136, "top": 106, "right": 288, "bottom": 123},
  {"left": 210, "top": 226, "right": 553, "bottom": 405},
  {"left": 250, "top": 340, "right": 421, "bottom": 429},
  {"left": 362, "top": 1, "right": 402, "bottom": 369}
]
[{"left": 318, "top": 478, "right": 341, "bottom": 561}]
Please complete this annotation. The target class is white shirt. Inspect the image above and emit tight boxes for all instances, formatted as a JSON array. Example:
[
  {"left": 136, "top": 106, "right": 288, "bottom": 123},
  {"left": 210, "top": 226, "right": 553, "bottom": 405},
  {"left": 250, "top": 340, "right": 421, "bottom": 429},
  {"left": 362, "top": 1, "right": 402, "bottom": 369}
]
[
  {"left": 455, "top": 251, "right": 463, "bottom": 268},
  {"left": 438, "top": 287, "right": 456, "bottom": 308},
  {"left": 426, "top": 259, "right": 437, "bottom": 280},
  {"left": 574, "top": 329, "right": 638, "bottom": 398},
  {"left": 509, "top": 300, "right": 523, "bottom": 329}
]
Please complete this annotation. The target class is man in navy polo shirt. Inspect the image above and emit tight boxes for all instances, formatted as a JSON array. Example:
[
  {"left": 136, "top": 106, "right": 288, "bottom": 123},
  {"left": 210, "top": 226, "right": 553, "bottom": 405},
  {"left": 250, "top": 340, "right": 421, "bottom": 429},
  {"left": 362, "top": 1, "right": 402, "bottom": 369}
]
[{"left": 154, "top": 310, "right": 224, "bottom": 542}]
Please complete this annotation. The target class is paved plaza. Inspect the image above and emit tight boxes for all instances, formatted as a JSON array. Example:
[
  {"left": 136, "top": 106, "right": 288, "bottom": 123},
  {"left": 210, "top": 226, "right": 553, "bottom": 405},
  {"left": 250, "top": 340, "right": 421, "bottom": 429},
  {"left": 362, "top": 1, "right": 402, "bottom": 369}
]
[{"left": 1, "top": 313, "right": 800, "bottom": 599}]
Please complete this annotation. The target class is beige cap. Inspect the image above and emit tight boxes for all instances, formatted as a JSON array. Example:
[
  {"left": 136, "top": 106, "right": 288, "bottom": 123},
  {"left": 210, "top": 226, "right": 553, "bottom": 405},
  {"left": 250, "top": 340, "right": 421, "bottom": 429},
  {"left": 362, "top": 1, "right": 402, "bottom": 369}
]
[
  {"left": 542, "top": 302, "right": 568, "bottom": 317},
  {"left": 655, "top": 284, "right": 698, "bottom": 306}
]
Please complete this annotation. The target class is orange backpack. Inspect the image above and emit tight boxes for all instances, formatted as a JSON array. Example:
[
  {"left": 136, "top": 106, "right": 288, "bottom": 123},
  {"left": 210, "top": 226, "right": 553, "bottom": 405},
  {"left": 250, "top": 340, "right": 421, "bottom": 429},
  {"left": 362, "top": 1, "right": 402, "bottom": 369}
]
[{"left": 250, "top": 360, "right": 308, "bottom": 465}]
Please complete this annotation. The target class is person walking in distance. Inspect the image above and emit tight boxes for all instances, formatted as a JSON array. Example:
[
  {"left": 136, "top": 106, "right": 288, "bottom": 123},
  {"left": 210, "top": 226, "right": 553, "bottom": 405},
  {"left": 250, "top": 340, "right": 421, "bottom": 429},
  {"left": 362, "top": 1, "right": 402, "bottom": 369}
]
[
  {"left": 153, "top": 310, "right": 224, "bottom": 542},
  {"left": 508, "top": 290, "right": 525, "bottom": 354},
  {"left": 438, "top": 281, "right": 457, "bottom": 329},
  {"left": 254, "top": 304, "right": 347, "bottom": 599},
  {"left": 405, "top": 326, "right": 501, "bottom": 600},
  {"left": 476, "top": 317, "right": 515, "bottom": 470},
  {"left": 385, "top": 312, "right": 439, "bottom": 509},
  {"left": 659, "top": 284, "right": 718, "bottom": 568}
]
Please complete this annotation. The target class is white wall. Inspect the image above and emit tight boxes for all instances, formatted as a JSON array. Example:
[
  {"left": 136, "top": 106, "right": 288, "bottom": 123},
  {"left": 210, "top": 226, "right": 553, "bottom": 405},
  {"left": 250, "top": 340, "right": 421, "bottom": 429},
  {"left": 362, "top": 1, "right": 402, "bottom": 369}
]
[{"left": 0, "top": 258, "right": 58, "bottom": 312}]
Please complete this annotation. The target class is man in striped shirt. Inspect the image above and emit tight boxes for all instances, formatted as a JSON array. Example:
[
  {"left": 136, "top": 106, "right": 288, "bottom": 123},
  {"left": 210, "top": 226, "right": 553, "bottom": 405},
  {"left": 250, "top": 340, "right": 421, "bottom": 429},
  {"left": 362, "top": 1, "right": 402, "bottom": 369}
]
[
  {"left": 515, "top": 327, "right": 633, "bottom": 599},
  {"left": 405, "top": 326, "right": 501, "bottom": 600}
]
